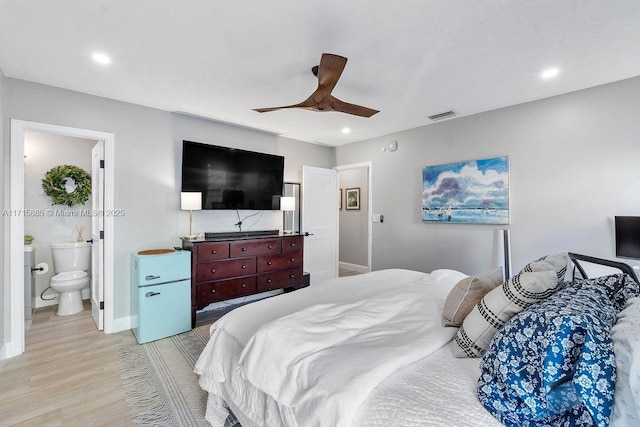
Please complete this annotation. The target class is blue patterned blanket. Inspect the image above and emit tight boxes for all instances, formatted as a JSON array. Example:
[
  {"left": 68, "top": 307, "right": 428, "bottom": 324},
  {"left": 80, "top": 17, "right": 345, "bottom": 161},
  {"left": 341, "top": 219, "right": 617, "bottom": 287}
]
[{"left": 478, "top": 274, "right": 639, "bottom": 427}]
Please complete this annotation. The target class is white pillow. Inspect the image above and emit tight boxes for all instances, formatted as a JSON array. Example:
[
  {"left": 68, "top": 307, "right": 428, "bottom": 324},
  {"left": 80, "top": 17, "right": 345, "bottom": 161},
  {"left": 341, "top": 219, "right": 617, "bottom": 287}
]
[
  {"left": 453, "top": 269, "right": 559, "bottom": 358},
  {"left": 452, "top": 253, "right": 569, "bottom": 358},
  {"left": 611, "top": 297, "right": 640, "bottom": 425}
]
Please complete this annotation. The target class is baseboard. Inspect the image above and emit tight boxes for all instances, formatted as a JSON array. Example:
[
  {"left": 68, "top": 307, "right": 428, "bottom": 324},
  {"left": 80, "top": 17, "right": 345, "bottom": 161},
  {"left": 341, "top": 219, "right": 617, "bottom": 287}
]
[
  {"left": 113, "top": 315, "right": 132, "bottom": 333},
  {"left": 339, "top": 262, "right": 369, "bottom": 274},
  {"left": 0, "top": 341, "right": 21, "bottom": 360}
]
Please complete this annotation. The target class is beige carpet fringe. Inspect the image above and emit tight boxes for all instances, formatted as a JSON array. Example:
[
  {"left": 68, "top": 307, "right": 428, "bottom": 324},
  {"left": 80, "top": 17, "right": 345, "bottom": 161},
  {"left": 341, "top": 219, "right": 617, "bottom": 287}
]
[
  {"left": 117, "top": 344, "right": 180, "bottom": 426},
  {"left": 117, "top": 325, "right": 215, "bottom": 426}
]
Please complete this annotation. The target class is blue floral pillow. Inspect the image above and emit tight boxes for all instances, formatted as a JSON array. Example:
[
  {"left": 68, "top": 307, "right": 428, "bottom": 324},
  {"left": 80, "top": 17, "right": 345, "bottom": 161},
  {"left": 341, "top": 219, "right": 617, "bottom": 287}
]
[{"left": 478, "top": 274, "right": 639, "bottom": 427}]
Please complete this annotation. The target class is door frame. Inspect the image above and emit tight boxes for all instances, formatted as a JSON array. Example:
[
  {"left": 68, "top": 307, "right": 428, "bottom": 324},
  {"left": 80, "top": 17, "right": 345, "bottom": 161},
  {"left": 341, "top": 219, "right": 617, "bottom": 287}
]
[
  {"left": 335, "top": 161, "right": 373, "bottom": 273},
  {"left": 5, "top": 120, "right": 115, "bottom": 359}
]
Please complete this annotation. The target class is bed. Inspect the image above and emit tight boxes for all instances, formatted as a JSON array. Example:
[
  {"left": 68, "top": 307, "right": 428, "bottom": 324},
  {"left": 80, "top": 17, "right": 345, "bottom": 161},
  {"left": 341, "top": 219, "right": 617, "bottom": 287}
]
[{"left": 194, "top": 253, "right": 640, "bottom": 427}]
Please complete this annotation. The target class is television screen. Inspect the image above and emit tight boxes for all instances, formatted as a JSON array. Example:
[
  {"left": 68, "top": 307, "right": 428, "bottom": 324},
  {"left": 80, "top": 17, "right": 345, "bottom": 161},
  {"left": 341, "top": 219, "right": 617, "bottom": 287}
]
[
  {"left": 181, "top": 141, "right": 284, "bottom": 210},
  {"left": 615, "top": 216, "right": 640, "bottom": 260}
]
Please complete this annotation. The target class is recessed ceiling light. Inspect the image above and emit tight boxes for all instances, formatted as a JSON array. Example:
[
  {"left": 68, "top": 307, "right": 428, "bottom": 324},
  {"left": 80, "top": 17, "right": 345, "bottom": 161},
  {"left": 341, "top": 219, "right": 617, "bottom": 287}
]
[
  {"left": 541, "top": 67, "right": 560, "bottom": 79},
  {"left": 341, "top": 127, "right": 351, "bottom": 134},
  {"left": 92, "top": 52, "right": 111, "bottom": 65}
]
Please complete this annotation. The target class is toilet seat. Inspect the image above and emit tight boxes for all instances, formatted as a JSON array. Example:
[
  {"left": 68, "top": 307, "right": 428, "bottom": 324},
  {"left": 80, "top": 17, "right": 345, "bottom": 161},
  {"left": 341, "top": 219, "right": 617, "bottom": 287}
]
[{"left": 51, "top": 270, "right": 88, "bottom": 282}]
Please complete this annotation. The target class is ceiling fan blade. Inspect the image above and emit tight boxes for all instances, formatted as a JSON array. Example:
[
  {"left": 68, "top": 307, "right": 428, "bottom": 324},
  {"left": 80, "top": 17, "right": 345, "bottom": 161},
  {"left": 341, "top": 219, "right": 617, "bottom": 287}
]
[
  {"left": 253, "top": 95, "right": 317, "bottom": 113},
  {"left": 314, "top": 53, "right": 347, "bottom": 101},
  {"left": 253, "top": 53, "right": 379, "bottom": 117},
  {"left": 329, "top": 96, "right": 379, "bottom": 118}
]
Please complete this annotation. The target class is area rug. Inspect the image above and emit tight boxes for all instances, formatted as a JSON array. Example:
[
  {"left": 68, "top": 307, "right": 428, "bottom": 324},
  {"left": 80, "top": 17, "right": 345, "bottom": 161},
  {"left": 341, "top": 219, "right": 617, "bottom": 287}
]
[{"left": 117, "top": 325, "right": 240, "bottom": 427}]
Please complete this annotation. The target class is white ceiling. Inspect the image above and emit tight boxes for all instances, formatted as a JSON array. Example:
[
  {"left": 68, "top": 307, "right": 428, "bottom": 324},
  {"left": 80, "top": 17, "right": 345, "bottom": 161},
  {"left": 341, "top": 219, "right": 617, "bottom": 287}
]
[{"left": 1, "top": 1, "right": 640, "bottom": 146}]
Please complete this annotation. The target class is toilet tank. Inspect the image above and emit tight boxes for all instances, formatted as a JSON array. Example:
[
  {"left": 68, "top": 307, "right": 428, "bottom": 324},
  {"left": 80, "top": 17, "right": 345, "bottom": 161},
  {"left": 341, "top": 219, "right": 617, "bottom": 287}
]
[{"left": 51, "top": 242, "right": 91, "bottom": 273}]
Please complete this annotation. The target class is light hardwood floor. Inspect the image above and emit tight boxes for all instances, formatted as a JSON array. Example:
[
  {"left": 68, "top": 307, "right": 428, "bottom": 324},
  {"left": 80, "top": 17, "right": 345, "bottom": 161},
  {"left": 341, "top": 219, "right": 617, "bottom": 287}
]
[
  {"left": 0, "top": 302, "right": 137, "bottom": 426},
  {"left": 339, "top": 268, "right": 361, "bottom": 277}
]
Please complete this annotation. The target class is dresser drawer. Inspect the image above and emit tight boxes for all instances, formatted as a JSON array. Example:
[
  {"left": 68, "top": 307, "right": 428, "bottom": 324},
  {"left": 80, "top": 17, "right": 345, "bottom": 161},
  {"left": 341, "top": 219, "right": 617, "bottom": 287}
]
[
  {"left": 256, "top": 267, "right": 304, "bottom": 292},
  {"left": 282, "top": 236, "right": 303, "bottom": 253},
  {"left": 196, "top": 242, "right": 230, "bottom": 262},
  {"left": 197, "top": 276, "right": 257, "bottom": 308},
  {"left": 257, "top": 251, "right": 303, "bottom": 273},
  {"left": 229, "top": 238, "right": 282, "bottom": 258},
  {"left": 196, "top": 258, "right": 256, "bottom": 282}
]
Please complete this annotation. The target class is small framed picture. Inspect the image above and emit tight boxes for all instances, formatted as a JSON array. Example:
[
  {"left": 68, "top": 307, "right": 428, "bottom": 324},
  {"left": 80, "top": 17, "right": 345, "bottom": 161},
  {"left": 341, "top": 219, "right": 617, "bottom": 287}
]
[
  {"left": 346, "top": 187, "right": 360, "bottom": 210},
  {"left": 339, "top": 189, "right": 343, "bottom": 210}
]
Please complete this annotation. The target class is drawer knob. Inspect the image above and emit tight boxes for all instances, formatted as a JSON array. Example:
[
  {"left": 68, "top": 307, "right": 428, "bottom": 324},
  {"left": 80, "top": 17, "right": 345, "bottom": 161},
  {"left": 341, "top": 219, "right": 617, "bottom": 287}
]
[
  {"left": 290, "top": 258, "right": 295, "bottom": 262},
  {"left": 267, "top": 279, "right": 272, "bottom": 284},
  {"left": 290, "top": 243, "right": 295, "bottom": 247},
  {"left": 241, "top": 283, "right": 246, "bottom": 288},
  {"left": 290, "top": 274, "right": 295, "bottom": 279},
  {"left": 268, "top": 245, "right": 273, "bottom": 249},
  {"left": 242, "top": 247, "right": 247, "bottom": 252},
  {"left": 242, "top": 265, "right": 247, "bottom": 269},
  {"left": 267, "top": 261, "right": 272, "bottom": 266},
  {"left": 211, "top": 269, "right": 216, "bottom": 273},
  {"left": 211, "top": 289, "right": 216, "bottom": 294},
  {"left": 211, "top": 250, "right": 217, "bottom": 254}
]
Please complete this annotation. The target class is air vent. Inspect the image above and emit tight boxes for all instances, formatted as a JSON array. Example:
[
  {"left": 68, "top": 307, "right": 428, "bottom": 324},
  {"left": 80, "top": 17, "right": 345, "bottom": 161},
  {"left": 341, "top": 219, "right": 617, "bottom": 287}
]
[{"left": 427, "top": 110, "right": 456, "bottom": 121}]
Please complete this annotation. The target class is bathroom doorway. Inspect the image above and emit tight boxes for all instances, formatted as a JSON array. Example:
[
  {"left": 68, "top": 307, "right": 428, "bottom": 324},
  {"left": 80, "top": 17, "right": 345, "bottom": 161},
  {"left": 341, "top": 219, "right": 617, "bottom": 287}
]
[
  {"left": 23, "top": 132, "right": 96, "bottom": 314},
  {"left": 7, "top": 120, "right": 115, "bottom": 359}
]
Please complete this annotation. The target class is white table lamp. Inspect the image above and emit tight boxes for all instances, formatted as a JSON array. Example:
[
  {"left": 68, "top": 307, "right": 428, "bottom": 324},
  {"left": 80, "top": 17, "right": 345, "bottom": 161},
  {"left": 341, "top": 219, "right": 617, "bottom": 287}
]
[
  {"left": 281, "top": 196, "right": 296, "bottom": 234},
  {"left": 181, "top": 192, "right": 202, "bottom": 239}
]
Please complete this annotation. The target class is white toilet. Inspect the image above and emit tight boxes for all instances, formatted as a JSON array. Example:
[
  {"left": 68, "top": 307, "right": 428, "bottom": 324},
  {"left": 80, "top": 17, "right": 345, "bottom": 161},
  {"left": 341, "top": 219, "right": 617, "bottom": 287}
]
[{"left": 50, "top": 242, "right": 91, "bottom": 316}]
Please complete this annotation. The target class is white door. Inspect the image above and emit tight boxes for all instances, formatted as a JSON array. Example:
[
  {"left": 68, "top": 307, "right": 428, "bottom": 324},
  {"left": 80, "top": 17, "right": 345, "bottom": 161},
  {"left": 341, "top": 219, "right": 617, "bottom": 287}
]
[
  {"left": 302, "top": 166, "right": 338, "bottom": 284},
  {"left": 91, "top": 141, "right": 104, "bottom": 330}
]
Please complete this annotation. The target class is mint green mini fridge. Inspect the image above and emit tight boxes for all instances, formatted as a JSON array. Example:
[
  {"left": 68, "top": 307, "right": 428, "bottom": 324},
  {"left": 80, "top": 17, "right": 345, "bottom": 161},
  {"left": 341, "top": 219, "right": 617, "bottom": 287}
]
[{"left": 131, "top": 250, "right": 191, "bottom": 344}]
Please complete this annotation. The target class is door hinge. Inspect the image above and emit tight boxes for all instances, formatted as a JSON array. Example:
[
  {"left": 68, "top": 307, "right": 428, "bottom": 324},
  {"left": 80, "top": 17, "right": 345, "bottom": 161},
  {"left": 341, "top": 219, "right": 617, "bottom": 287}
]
[
  {"left": 100, "top": 160, "right": 105, "bottom": 168},
  {"left": 100, "top": 230, "right": 104, "bottom": 239},
  {"left": 99, "top": 301, "right": 104, "bottom": 310}
]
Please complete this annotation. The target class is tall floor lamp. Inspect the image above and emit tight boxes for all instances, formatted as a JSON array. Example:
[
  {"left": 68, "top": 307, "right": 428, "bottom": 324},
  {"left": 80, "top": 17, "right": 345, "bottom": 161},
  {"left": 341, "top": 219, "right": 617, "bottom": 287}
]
[
  {"left": 281, "top": 196, "right": 296, "bottom": 234},
  {"left": 181, "top": 192, "right": 202, "bottom": 240}
]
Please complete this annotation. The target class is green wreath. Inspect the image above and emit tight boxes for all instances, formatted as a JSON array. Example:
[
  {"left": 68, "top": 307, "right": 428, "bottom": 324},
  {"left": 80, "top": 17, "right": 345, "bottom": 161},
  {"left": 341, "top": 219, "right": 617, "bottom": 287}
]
[{"left": 42, "top": 165, "right": 92, "bottom": 207}]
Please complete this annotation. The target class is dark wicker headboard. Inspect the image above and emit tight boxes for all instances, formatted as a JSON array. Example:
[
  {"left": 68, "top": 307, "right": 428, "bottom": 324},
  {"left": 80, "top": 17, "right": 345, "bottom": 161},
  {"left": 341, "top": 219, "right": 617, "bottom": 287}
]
[{"left": 568, "top": 252, "right": 639, "bottom": 284}]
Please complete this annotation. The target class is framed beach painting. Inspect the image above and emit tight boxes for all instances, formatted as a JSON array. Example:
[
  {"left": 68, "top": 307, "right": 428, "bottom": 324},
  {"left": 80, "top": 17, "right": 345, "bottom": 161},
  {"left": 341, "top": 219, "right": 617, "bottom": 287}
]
[{"left": 422, "top": 156, "right": 509, "bottom": 224}]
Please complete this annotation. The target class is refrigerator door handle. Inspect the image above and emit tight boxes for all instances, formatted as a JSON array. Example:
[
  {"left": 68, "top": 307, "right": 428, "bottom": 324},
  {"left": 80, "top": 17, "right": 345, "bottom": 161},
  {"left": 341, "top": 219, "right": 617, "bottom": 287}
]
[
  {"left": 145, "top": 275, "right": 160, "bottom": 280},
  {"left": 145, "top": 291, "right": 161, "bottom": 297}
]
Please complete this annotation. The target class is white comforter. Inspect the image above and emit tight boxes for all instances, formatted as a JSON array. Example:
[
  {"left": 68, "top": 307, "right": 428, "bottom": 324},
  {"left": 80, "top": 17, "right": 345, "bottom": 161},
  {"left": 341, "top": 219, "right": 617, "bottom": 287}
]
[
  {"left": 238, "top": 283, "right": 458, "bottom": 427},
  {"left": 194, "top": 268, "right": 468, "bottom": 426},
  {"left": 194, "top": 268, "right": 640, "bottom": 427}
]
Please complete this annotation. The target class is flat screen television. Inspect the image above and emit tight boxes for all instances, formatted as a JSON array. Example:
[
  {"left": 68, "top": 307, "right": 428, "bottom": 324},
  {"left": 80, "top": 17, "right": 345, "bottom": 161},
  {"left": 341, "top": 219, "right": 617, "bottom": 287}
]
[
  {"left": 615, "top": 216, "right": 640, "bottom": 260},
  {"left": 181, "top": 141, "right": 284, "bottom": 210}
]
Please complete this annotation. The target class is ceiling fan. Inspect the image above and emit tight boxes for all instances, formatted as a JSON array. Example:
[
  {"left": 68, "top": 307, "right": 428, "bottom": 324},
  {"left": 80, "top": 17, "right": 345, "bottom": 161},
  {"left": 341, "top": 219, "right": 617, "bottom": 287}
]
[{"left": 253, "top": 53, "right": 379, "bottom": 118}]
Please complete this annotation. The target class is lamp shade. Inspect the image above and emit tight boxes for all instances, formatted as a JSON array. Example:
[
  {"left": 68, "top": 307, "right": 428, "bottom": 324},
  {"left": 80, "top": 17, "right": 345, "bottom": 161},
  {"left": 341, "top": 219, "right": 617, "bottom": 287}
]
[
  {"left": 181, "top": 192, "right": 202, "bottom": 211},
  {"left": 280, "top": 196, "right": 296, "bottom": 212}
]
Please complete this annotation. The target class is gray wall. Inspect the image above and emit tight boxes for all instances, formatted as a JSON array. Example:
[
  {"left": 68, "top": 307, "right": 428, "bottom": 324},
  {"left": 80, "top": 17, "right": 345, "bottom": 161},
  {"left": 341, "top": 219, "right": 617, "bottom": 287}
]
[
  {"left": 3, "top": 78, "right": 335, "bottom": 329},
  {"left": 336, "top": 76, "right": 640, "bottom": 275},
  {"left": 339, "top": 168, "right": 369, "bottom": 267}
]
